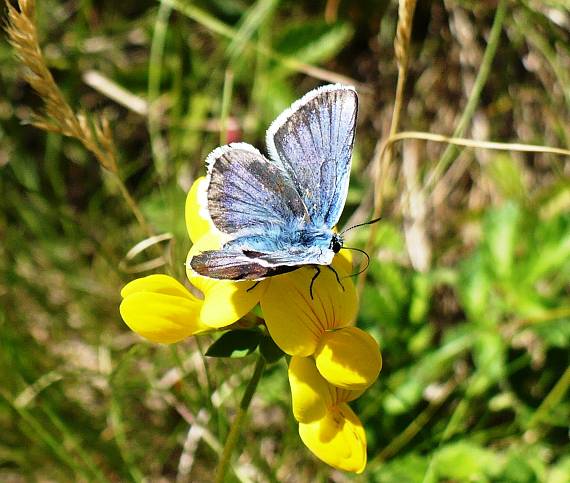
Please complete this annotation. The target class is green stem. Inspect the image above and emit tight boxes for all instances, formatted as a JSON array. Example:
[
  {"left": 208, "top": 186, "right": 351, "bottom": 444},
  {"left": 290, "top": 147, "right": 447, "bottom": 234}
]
[
  {"left": 148, "top": 0, "right": 172, "bottom": 181},
  {"left": 114, "top": 174, "right": 153, "bottom": 237},
  {"left": 214, "top": 355, "right": 266, "bottom": 483},
  {"left": 527, "top": 367, "right": 570, "bottom": 429},
  {"left": 370, "top": 380, "right": 457, "bottom": 466},
  {"left": 219, "top": 68, "right": 234, "bottom": 146},
  {"left": 425, "top": 0, "right": 507, "bottom": 192}
]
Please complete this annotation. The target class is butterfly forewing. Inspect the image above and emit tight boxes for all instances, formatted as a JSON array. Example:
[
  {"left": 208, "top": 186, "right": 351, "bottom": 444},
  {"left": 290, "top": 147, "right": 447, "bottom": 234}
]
[
  {"left": 206, "top": 143, "right": 309, "bottom": 236},
  {"left": 266, "top": 84, "right": 358, "bottom": 228}
]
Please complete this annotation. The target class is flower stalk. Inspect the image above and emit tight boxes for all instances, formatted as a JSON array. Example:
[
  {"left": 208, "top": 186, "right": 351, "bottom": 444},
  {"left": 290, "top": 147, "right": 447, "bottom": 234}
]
[{"left": 214, "top": 354, "right": 266, "bottom": 483}]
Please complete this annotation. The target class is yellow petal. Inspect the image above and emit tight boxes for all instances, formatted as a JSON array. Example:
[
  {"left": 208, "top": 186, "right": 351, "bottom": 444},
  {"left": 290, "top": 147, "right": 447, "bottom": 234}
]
[
  {"left": 288, "top": 357, "right": 330, "bottom": 423},
  {"left": 260, "top": 259, "right": 358, "bottom": 357},
  {"left": 335, "top": 248, "right": 353, "bottom": 274},
  {"left": 120, "top": 275, "right": 206, "bottom": 343},
  {"left": 315, "top": 327, "right": 382, "bottom": 390},
  {"left": 299, "top": 403, "right": 367, "bottom": 473},
  {"left": 186, "top": 249, "right": 266, "bottom": 328},
  {"left": 121, "top": 274, "right": 196, "bottom": 299},
  {"left": 185, "top": 176, "right": 216, "bottom": 244},
  {"left": 335, "top": 386, "right": 366, "bottom": 404}
]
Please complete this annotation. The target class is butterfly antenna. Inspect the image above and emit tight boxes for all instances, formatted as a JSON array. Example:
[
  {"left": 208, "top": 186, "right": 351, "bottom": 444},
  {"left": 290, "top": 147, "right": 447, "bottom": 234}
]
[
  {"left": 339, "top": 246, "right": 371, "bottom": 277},
  {"left": 340, "top": 216, "right": 382, "bottom": 235}
]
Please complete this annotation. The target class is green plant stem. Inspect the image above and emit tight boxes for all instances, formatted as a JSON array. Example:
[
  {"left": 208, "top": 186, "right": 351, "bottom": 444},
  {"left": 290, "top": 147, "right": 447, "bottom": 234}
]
[
  {"left": 370, "top": 380, "right": 457, "bottom": 467},
  {"left": 0, "top": 390, "right": 91, "bottom": 480},
  {"left": 214, "top": 355, "right": 266, "bottom": 483},
  {"left": 220, "top": 68, "right": 234, "bottom": 146},
  {"left": 114, "top": 174, "right": 154, "bottom": 238},
  {"left": 425, "top": 0, "right": 507, "bottom": 192},
  {"left": 527, "top": 367, "right": 570, "bottom": 429},
  {"left": 148, "top": 0, "right": 172, "bottom": 180}
]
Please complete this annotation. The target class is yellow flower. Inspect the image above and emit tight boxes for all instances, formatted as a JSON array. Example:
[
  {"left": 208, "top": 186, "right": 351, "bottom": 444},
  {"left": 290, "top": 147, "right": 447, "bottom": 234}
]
[
  {"left": 119, "top": 177, "right": 266, "bottom": 343},
  {"left": 260, "top": 255, "right": 381, "bottom": 391},
  {"left": 289, "top": 356, "right": 367, "bottom": 473},
  {"left": 315, "top": 326, "right": 382, "bottom": 390},
  {"left": 121, "top": 176, "right": 381, "bottom": 395},
  {"left": 119, "top": 175, "right": 380, "bottom": 473},
  {"left": 260, "top": 257, "right": 358, "bottom": 357},
  {"left": 120, "top": 274, "right": 207, "bottom": 343}
]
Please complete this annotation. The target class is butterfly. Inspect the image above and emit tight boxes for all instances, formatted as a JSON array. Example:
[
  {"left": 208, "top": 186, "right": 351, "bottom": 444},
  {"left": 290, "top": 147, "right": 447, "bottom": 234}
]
[{"left": 189, "top": 84, "right": 358, "bottom": 285}]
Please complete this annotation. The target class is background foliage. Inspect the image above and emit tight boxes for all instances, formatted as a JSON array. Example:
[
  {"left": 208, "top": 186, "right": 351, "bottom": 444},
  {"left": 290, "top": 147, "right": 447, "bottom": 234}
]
[{"left": 1, "top": 0, "right": 569, "bottom": 481}]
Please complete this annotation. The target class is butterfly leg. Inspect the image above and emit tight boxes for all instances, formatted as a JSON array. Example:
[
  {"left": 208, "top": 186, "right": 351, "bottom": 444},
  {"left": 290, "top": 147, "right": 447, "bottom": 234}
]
[
  {"left": 326, "top": 265, "right": 345, "bottom": 292},
  {"left": 247, "top": 281, "right": 261, "bottom": 292},
  {"left": 309, "top": 266, "right": 321, "bottom": 300}
]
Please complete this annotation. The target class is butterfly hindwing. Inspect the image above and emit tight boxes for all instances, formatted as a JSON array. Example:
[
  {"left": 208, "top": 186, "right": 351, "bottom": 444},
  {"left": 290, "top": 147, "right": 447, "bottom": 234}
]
[
  {"left": 266, "top": 84, "right": 358, "bottom": 228},
  {"left": 190, "top": 245, "right": 330, "bottom": 280},
  {"left": 190, "top": 249, "right": 292, "bottom": 280}
]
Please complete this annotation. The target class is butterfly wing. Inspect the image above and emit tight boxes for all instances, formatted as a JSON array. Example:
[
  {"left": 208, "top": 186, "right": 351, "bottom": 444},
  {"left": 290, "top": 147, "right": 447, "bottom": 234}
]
[
  {"left": 191, "top": 143, "right": 314, "bottom": 279},
  {"left": 190, "top": 245, "right": 330, "bottom": 280},
  {"left": 266, "top": 84, "right": 358, "bottom": 228},
  {"left": 204, "top": 143, "right": 309, "bottom": 236}
]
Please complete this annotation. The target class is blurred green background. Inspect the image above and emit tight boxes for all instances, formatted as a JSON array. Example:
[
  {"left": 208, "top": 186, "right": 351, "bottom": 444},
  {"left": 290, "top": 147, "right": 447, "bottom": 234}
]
[{"left": 1, "top": 0, "right": 569, "bottom": 481}]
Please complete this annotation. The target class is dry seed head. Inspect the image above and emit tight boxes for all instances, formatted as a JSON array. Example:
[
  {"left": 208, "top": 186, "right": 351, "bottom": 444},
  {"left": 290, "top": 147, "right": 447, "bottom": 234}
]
[
  {"left": 6, "top": 0, "right": 118, "bottom": 173},
  {"left": 394, "top": 0, "right": 417, "bottom": 69}
]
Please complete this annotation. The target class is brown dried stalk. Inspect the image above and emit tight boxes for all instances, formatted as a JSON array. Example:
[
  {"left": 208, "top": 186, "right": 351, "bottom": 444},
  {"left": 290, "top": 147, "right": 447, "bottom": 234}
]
[
  {"left": 359, "top": 0, "right": 418, "bottom": 295},
  {"left": 394, "top": 0, "right": 417, "bottom": 72},
  {"left": 6, "top": 0, "right": 156, "bottom": 236},
  {"left": 6, "top": 0, "right": 117, "bottom": 173},
  {"left": 375, "top": 0, "right": 417, "bottom": 215}
]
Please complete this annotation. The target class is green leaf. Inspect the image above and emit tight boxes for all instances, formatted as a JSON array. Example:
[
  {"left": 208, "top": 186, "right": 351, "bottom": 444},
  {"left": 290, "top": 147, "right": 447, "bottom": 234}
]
[
  {"left": 434, "top": 442, "right": 501, "bottom": 480},
  {"left": 484, "top": 153, "right": 527, "bottom": 201},
  {"left": 531, "top": 318, "right": 570, "bottom": 348},
  {"left": 372, "top": 452, "right": 429, "bottom": 482},
  {"left": 227, "top": 0, "right": 279, "bottom": 60},
  {"left": 384, "top": 330, "right": 473, "bottom": 414},
  {"left": 205, "top": 329, "right": 261, "bottom": 358},
  {"left": 470, "top": 330, "right": 506, "bottom": 395},
  {"left": 409, "top": 272, "right": 431, "bottom": 325},
  {"left": 483, "top": 201, "right": 521, "bottom": 281},
  {"left": 548, "top": 455, "right": 570, "bottom": 483},
  {"left": 259, "top": 334, "right": 285, "bottom": 364},
  {"left": 274, "top": 20, "right": 353, "bottom": 71},
  {"left": 459, "top": 251, "right": 492, "bottom": 323},
  {"left": 522, "top": 213, "right": 570, "bottom": 284},
  {"left": 361, "top": 261, "right": 409, "bottom": 328}
]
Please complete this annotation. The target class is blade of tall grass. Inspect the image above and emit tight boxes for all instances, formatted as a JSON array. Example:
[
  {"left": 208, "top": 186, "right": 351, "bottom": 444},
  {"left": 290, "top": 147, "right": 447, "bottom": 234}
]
[
  {"left": 148, "top": 0, "right": 172, "bottom": 180},
  {"left": 227, "top": 0, "right": 280, "bottom": 60},
  {"left": 424, "top": 0, "right": 508, "bottom": 192},
  {"left": 513, "top": 9, "right": 570, "bottom": 112},
  {"left": 0, "top": 390, "right": 96, "bottom": 480},
  {"left": 163, "top": 0, "right": 364, "bottom": 89},
  {"left": 380, "top": 131, "right": 570, "bottom": 159},
  {"left": 219, "top": 69, "right": 234, "bottom": 145}
]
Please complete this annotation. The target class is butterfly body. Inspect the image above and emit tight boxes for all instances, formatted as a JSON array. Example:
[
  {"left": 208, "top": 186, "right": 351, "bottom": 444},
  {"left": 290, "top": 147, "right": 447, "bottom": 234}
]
[{"left": 189, "top": 84, "right": 357, "bottom": 281}]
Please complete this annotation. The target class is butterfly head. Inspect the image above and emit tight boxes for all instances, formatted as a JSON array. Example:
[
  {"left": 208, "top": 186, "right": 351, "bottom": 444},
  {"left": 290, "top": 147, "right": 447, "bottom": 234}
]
[{"left": 330, "top": 233, "right": 343, "bottom": 254}]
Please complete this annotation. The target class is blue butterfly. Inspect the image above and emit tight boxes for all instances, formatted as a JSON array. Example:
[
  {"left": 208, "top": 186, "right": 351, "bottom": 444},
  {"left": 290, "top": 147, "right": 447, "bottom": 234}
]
[{"left": 189, "top": 84, "right": 358, "bottom": 284}]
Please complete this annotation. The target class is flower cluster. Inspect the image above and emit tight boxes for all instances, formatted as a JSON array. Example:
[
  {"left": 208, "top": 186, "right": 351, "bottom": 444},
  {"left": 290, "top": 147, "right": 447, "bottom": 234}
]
[{"left": 119, "top": 177, "right": 381, "bottom": 473}]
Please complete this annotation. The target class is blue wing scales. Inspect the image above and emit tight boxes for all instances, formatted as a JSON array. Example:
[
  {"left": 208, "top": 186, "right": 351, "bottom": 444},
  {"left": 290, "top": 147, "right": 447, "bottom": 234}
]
[
  {"left": 204, "top": 143, "right": 309, "bottom": 237},
  {"left": 266, "top": 84, "right": 357, "bottom": 228}
]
